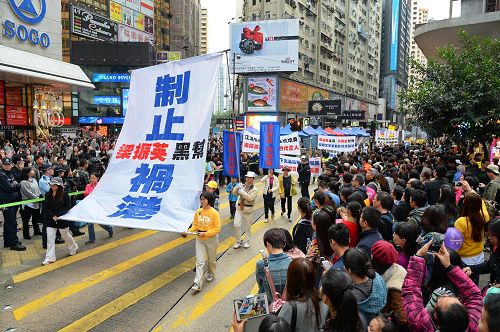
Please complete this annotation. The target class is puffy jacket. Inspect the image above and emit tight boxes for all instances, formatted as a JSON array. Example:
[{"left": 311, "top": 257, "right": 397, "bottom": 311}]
[
  {"left": 356, "top": 273, "right": 388, "bottom": 327},
  {"left": 471, "top": 245, "right": 500, "bottom": 284},
  {"left": 402, "top": 256, "right": 482, "bottom": 332},
  {"left": 0, "top": 169, "right": 21, "bottom": 204},
  {"left": 407, "top": 206, "right": 428, "bottom": 231}
]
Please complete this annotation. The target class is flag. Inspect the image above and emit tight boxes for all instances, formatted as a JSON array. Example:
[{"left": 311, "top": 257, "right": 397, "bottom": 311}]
[
  {"left": 223, "top": 130, "right": 241, "bottom": 178},
  {"left": 259, "top": 121, "right": 280, "bottom": 169}
]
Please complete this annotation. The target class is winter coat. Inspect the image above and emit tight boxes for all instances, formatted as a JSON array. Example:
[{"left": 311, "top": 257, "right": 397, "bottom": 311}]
[
  {"left": 260, "top": 175, "right": 279, "bottom": 198},
  {"left": 407, "top": 206, "right": 428, "bottom": 231},
  {"left": 483, "top": 177, "right": 500, "bottom": 201},
  {"left": 381, "top": 263, "right": 408, "bottom": 327},
  {"left": 292, "top": 218, "right": 313, "bottom": 254},
  {"left": 355, "top": 273, "right": 388, "bottom": 327},
  {"left": 87, "top": 157, "right": 104, "bottom": 178},
  {"left": 471, "top": 246, "right": 500, "bottom": 283},
  {"left": 42, "top": 191, "right": 72, "bottom": 229},
  {"left": 425, "top": 177, "right": 449, "bottom": 205},
  {"left": 402, "top": 256, "right": 482, "bottom": 332},
  {"left": 0, "top": 169, "right": 21, "bottom": 204},
  {"left": 357, "top": 228, "right": 383, "bottom": 255}
]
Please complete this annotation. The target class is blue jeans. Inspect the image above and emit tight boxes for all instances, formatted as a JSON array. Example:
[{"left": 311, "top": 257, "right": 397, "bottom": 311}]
[{"left": 88, "top": 223, "right": 113, "bottom": 241}]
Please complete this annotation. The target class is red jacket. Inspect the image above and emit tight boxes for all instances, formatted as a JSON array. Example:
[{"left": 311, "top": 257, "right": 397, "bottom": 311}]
[{"left": 402, "top": 256, "right": 482, "bottom": 332}]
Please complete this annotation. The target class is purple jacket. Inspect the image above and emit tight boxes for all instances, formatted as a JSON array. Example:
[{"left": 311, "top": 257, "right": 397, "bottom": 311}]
[{"left": 402, "top": 256, "right": 482, "bottom": 332}]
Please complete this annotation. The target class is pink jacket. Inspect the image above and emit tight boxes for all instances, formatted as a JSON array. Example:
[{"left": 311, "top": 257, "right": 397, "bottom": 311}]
[{"left": 402, "top": 256, "right": 482, "bottom": 332}]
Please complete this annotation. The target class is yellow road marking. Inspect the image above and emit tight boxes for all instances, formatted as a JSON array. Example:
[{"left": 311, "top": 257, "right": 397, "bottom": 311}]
[
  {"left": 164, "top": 216, "right": 301, "bottom": 331},
  {"left": 13, "top": 230, "right": 158, "bottom": 284},
  {"left": 58, "top": 219, "right": 270, "bottom": 332}
]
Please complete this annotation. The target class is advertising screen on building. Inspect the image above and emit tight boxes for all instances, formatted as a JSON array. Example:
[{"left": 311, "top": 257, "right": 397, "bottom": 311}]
[
  {"left": 79, "top": 117, "right": 125, "bottom": 125},
  {"left": 246, "top": 114, "right": 277, "bottom": 130},
  {"left": 92, "top": 73, "right": 131, "bottom": 83},
  {"left": 121, "top": 88, "right": 129, "bottom": 116},
  {"left": 6, "top": 106, "right": 28, "bottom": 126},
  {"left": 93, "top": 96, "right": 121, "bottom": 105},
  {"left": 280, "top": 78, "right": 328, "bottom": 114},
  {"left": 70, "top": 5, "right": 118, "bottom": 41},
  {"left": 109, "top": 0, "right": 154, "bottom": 35},
  {"left": 246, "top": 76, "right": 277, "bottom": 113},
  {"left": 229, "top": 19, "right": 299, "bottom": 73},
  {"left": 308, "top": 100, "right": 342, "bottom": 116},
  {"left": 390, "top": 0, "right": 400, "bottom": 71}
]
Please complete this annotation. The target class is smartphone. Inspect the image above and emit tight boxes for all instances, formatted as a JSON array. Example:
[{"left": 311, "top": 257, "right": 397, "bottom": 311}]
[
  {"left": 454, "top": 181, "right": 462, "bottom": 187},
  {"left": 234, "top": 293, "right": 269, "bottom": 322},
  {"left": 429, "top": 233, "right": 445, "bottom": 253},
  {"left": 322, "top": 259, "right": 332, "bottom": 270}
]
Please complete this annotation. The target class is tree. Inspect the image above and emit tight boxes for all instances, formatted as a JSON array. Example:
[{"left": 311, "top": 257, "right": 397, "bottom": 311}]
[{"left": 400, "top": 32, "right": 500, "bottom": 150}]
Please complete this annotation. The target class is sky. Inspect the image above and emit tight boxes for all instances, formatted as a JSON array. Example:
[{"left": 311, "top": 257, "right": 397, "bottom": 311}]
[{"left": 204, "top": 0, "right": 462, "bottom": 53}]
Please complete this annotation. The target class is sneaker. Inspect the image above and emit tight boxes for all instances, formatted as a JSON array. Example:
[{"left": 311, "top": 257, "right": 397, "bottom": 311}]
[
  {"left": 10, "top": 244, "right": 26, "bottom": 251},
  {"left": 69, "top": 248, "right": 78, "bottom": 256},
  {"left": 233, "top": 242, "right": 242, "bottom": 249},
  {"left": 264, "top": 219, "right": 269, "bottom": 223},
  {"left": 281, "top": 211, "right": 285, "bottom": 216},
  {"left": 206, "top": 275, "right": 214, "bottom": 282},
  {"left": 85, "top": 240, "right": 95, "bottom": 245},
  {"left": 42, "top": 260, "right": 55, "bottom": 266},
  {"left": 271, "top": 213, "right": 275, "bottom": 219},
  {"left": 243, "top": 242, "right": 250, "bottom": 249},
  {"left": 108, "top": 229, "right": 114, "bottom": 238},
  {"left": 191, "top": 283, "right": 202, "bottom": 292}
]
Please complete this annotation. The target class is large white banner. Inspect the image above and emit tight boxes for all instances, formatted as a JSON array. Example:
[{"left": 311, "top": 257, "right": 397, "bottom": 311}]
[
  {"left": 277, "top": 156, "right": 300, "bottom": 175},
  {"left": 376, "top": 130, "right": 399, "bottom": 145},
  {"left": 62, "top": 54, "right": 223, "bottom": 232},
  {"left": 242, "top": 131, "right": 300, "bottom": 155},
  {"left": 317, "top": 135, "right": 356, "bottom": 153}
]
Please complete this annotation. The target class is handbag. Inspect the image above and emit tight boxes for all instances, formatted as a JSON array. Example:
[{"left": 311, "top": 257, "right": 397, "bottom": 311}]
[{"left": 263, "top": 255, "right": 287, "bottom": 314}]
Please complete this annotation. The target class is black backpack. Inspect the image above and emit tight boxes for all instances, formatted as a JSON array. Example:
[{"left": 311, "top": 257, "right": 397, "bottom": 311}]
[{"left": 292, "top": 219, "right": 313, "bottom": 255}]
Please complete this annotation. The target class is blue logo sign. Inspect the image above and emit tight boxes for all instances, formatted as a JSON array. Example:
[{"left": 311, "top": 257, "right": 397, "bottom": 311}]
[
  {"left": 94, "top": 96, "right": 121, "bottom": 105},
  {"left": 92, "top": 73, "right": 131, "bottom": 83},
  {"left": 8, "top": 0, "right": 46, "bottom": 25}
]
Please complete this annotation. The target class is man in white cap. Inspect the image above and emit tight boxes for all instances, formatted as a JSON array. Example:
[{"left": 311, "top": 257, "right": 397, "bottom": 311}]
[
  {"left": 483, "top": 165, "right": 500, "bottom": 201},
  {"left": 232, "top": 171, "right": 259, "bottom": 249}
]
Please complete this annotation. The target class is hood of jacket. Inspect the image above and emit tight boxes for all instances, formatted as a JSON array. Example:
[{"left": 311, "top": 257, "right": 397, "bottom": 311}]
[
  {"left": 382, "top": 263, "right": 407, "bottom": 291},
  {"left": 357, "top": 273, "right": 388, "bottom": 314}
]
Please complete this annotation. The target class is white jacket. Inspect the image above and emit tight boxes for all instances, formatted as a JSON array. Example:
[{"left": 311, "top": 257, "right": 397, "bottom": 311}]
[{"left": 260, "top": 175, "right": 279, "bottom": 198}]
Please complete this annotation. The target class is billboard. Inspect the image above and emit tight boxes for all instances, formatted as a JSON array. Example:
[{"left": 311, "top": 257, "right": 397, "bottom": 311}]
[
  {"left": 229, "top": 19, "right": 299, "bottom": 73},
  {"left": 79, "top": 117, "right": 125, "bottom": 124},
  {"left": 246, "top": 76, "right": 277, "bottom": 112},
  {"left": 93, "top": 96, "right": 121, "bottom": 105},
  {"left": 156, "top": 51, "right": 182, "bottom": 63},
  {"left": 246, "top": 114, "right": 277, "bottom": 129},
  {"left": 92, "top": 73, "right": 131, "bottom": 83},
  {"left": 121, "top": 88, "right": 129, "bottom": 116},
  {"left": 390, "top": 0, "right": 400, "bottom": 71},
  {"left": 308, "top": 100, "right": 342, "bottom": 116},
  {"left": 117, "top": 24, "right": 154, "bottom": 44},
  {"left": 280, "top": 78, "right": 328, "bottom": 114},
  {"left": 110, "top": 0, "right": 153, "bottom": 35},
  {"left": 70, "top": 5, "right": 118, "bottom": 41},
  {"left": 6, "top": 106, "right": 28, "bottom": 126}
]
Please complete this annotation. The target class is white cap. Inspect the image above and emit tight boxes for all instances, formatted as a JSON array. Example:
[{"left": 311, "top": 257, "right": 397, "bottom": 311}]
[
  {"left": 455, "top": 159, "right": 462, "bottom": 165},
  {"left": 245, "top": 171, "right": 256, "bottom": 178},
  {"left": 301, "top": 155, "right": 306, "bottom": 159}
]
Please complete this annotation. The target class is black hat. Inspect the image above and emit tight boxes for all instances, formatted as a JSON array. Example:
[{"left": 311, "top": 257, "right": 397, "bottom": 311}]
[
  {"left": 42, "top": 163, "right": 53, "bottom": 171},
  {"left": 2, "top": 157, "right": 12, "bottom": 165}
]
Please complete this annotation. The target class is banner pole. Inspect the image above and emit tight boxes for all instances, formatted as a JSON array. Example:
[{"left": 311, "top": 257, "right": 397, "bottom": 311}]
[{"left": 225, "top": 51, "right": 241, "bottom": 181}]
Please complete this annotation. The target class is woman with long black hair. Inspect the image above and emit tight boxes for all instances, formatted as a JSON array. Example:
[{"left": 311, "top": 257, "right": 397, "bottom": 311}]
[
  {"left": 42, "top": 177, "right": 78, "bottom": 265},
  {"left": 320, "top": 269, "right": 363, "bottom": 332},
  {"left": 438, "top": 184, "right": 460, "bottom": 227}
]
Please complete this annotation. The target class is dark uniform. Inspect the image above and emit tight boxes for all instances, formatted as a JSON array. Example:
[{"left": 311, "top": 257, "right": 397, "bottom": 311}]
[
  {"left": 298, "top": 158, "right": 311, "bottom": 198},
  {"left": 0, "top": 158, "right": 25, "bottom": 250}
]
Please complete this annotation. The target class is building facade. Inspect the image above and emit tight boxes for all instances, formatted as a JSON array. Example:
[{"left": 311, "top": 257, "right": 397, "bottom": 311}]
[
  {"left": 215, "top": 64, "right": 227, "bottom": 114},
  {"left": 379, "top": 0, "right": 410, "bottom": 124},
  {"left": 408, "top": 0, "right": 428, "bottom": 80},
  {"left": 240, "top": 0, "right": 383, "bottom": 120},
  {"left": 154, "top": 0, "right": 171, "bottom": 51},
  {"left": 200, "top": 7, "right": 208, "bottom": 54},
  {"left": 170, "top": 0, "right": 201, "bottom": 58}
]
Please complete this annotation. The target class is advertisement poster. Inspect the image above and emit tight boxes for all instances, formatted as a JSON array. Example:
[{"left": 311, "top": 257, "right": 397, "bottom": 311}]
[
  {"left": 122, "top": 7, "right": 134, "bottom": 27},
  {"left": 126, "top": 0, "right": 141, "bottom": 12},
  {"left": 118, "top": 24, "right": 154, "bottom": 43},
  {"left": 6, "top": 106, "right": 28, "bottom": 126},
  {"left": 110, "top": 1, "right": 122, "bottom": 22},
  {"left": 229, "top": 19, "right": 299, "bottom": 73},
  {"left": 246, "top": 114, "right": 277, "bottom": 129},
  {"left": 5, "top": 87, "right": 22, "bottom": 106},
  {"left": 134, "top": 12, "right": 144, "bottom": 31},
  {"left": 247, "top": 76, "right": 277, "bottom": 112},
  {"left": 144, "top": 15, "right": 154, "bottom": 34},
  {"left": 308, "top": 100, "right": 342, "bottom": 116},
  {"left": 71, "top": 5, "right": 118, "bottom": 41},
  {"left": 280, "top": 78, "right": 328, "bottom": 114},
  {"left": 140, "top": 0, "right": 154, "bottom": 17}
]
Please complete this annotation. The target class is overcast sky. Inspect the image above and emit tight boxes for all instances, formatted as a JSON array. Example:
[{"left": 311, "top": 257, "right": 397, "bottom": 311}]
[{"left": 204, "top": 0, "right": 462, "bottom": 53}]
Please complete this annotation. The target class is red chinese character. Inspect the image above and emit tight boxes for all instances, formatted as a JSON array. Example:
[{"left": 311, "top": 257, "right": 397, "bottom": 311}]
[
  {"left": 116, "top": 144, "right": 135, "bottom": 159},
  {"left": 150, "top": 142, "right": 169, "bottom": 161},
  {"left": 133, "top": 143, "right": 152, "bottom": 160}
]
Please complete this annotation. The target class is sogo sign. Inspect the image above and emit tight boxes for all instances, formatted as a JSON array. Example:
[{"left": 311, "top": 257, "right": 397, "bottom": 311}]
[{"left": 1, "top": 0, "right": 51, "bottom": 48}]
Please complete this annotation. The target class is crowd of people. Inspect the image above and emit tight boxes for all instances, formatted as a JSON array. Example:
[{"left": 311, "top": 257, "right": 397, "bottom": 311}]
[
  {"left": 0, "top": 136, "right": 117, "bottom": 266},
  {"left": 227, "top": 144, "right": 500, "bottom": 332}
]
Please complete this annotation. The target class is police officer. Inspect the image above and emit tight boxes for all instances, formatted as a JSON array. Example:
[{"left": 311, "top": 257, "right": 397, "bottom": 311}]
[
  {"left": 298, "top": 155, "right": 311, "bottom": 198},
  {"left": 0, "top": 157, "right": 25, "bottom": 251}
]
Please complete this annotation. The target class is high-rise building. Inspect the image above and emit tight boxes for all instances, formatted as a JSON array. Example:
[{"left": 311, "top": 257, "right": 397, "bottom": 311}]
[
  {"left": 200, "top": 8, "right": 208, "bottom": 54},
  {"left": 409, "top": 1, "right": 428, "bottom": 79},
  {"left": 155, "top": 0, "right": 171, "bottom": 51},
  {"left": 379, "top": 0, "right": 411, "bottom": 124},
  {"left": 240, "top": 0, "right": 383, "bottom": 112},
  {"left": 170, "top": 0, "right": 201, "bottom": 58},
  {"left": 215, "top": 64, "right": 227, "bottom": 113}
]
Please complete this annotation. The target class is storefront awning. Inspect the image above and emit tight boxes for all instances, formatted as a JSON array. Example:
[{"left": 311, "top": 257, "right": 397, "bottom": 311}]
[{"left": 0, "top": 46, "right": 94, "bottom": 91}]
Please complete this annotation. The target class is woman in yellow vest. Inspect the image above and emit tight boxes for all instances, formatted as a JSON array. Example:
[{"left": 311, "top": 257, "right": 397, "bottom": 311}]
[{"left": 182, "top": 191, "right": 221, "bottom": 292}]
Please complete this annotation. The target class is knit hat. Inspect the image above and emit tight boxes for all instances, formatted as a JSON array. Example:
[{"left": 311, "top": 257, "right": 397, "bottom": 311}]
[{"left": 371, "top": 240, "right": 398, "bottom": 265}]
